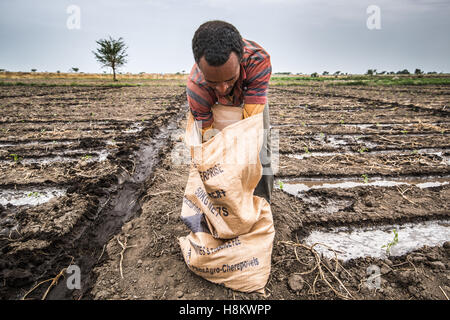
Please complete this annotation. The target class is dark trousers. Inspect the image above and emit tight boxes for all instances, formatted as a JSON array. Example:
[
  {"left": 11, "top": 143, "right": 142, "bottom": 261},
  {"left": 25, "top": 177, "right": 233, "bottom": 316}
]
[{"left": 254, "top": 102, "right": 274, "bottom": 204}]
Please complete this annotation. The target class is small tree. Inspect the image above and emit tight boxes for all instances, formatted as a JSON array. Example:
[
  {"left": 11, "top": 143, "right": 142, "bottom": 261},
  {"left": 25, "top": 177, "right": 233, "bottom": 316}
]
[
  {"left": 322, "top": 71, "right": 329, "bottom": 75},
  {"left": 311, "top": 72, "right": 318, "bottom": 78},
  {"left": 72, "top": 67, "right": 79, "bottom": 73},
  {"left": 414, "top": 68, "right": 423, "bottom": 75},
  {"left": 92, "top": 36, "right": 128, "bottom": 81},
  {"left": 31, "top": 69, "right": 37, "bottom": 72}
]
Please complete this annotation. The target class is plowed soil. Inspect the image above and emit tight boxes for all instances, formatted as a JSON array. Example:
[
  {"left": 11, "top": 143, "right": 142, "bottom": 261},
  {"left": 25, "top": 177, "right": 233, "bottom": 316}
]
[{"left": 0, "top": 82, "right": 449, "bottom": 300}]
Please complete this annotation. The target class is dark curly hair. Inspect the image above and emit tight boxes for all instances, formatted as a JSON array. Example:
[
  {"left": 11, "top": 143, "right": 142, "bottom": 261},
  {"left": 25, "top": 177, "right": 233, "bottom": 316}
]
[{"left": 192, "top": 20, "right": 244, "bottom": 66}]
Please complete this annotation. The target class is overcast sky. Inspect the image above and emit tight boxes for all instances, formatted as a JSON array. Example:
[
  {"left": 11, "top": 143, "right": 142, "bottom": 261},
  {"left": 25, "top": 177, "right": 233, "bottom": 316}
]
[{"left": 1, "top": 0, "right": 449, "bottom": 74}]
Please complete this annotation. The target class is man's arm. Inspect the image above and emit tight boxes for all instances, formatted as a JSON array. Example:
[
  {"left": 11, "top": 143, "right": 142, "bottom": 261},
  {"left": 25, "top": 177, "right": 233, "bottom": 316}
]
[
  {"left": 242, "top": 42, "right": 271, "bottom": 115},
  {"left": 186, "top": 77, "right": 215, "bottom": 131}
]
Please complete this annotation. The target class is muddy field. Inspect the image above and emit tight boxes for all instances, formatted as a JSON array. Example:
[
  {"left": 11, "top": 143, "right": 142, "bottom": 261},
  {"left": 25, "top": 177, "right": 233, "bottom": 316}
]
[{"left": 0, "top": 81, "right": 449, "bottom": 300}]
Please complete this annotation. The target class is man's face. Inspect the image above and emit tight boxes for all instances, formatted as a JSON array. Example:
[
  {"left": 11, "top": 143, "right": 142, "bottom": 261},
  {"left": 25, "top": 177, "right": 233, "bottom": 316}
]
[{"left": 198, "top": 52, "right": 240, "bottom": 97}]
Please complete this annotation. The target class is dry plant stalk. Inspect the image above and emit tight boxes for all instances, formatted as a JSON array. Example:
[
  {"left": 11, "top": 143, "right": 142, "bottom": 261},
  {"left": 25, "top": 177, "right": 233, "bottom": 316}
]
[
  {"left": 279, "top": 240, "right": 355, "bottom": 300},
  {"left": 116, "top": 235, "right": 137, "bottom": 279},
  {"left": 396, "top": 186, "right": 417, "bottom": 205},
  {"left": 22, "top": 257, "right": 74, "bottom": 300}
]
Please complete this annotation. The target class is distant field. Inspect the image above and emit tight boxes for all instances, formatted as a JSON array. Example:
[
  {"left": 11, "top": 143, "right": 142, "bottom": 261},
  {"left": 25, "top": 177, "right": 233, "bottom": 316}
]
[
  {"left": 0, "top": 71, "right": 188, "bottom": 80},
  {"left": 2, "top": 71, "right": 449, "bottom": 87},
  {"left": 0, "top": 72, "right": 188, "bottom": 87},
  {"left": 270, "top": 74, "right": 450, "bottom": 86}
]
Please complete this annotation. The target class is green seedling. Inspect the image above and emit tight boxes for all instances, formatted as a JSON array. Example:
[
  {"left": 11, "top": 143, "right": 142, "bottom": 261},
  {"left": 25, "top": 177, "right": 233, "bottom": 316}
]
[
  {"left": 411, "top": 149, "right": 418, "bottom": 155},
  {"left": 41, "top": 129, "right": 46, "bottom": 133},
  {"left": 81, "top": 154, "right": 92, "bottom": 160},
  {"left": 27, "top": 191, "right": 40, "bottom": 198},
  {"left": 278, "top": 181, "right": 284, "bottom": 190},
  {"left": 339, "top": 120, "right": 345, "bottom": 125},
  {"left": 361, "top": 174, "right": 369, "bottom": 184},
  {"left": 10, "top": 154, "right": 21, "bottom": 162},
  {"left": 382, "top": 228, "right": 399, "bottom": 256},
  {"left": 301, "top": 122, "right": 306, "bottom": 127},
  {"left": 401, "top": 130, "right": 408, "bottom": 134},
  {"left": 359, "top": 147, "right": 369, "bottom": 154},
  {"left": 303, "top": 146, "right": 310, "bottom": 154}
]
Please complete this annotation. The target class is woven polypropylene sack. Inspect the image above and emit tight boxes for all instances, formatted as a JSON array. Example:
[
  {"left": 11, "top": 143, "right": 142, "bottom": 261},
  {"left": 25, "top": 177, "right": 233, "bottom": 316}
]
[{"left": 179, "top": 112, "right": 275, "bottom": 293}]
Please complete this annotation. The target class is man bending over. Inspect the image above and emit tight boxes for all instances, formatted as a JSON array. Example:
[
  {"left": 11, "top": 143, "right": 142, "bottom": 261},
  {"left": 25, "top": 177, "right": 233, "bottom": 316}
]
[{"left": 187, "top": 20, "right": 273, "bottom": 204}]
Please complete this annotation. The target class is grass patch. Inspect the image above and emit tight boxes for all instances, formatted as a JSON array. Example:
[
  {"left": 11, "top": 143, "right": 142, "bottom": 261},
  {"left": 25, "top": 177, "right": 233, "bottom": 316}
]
[{"left": 271, "top": 75, "right": 450, "bottom": 87}]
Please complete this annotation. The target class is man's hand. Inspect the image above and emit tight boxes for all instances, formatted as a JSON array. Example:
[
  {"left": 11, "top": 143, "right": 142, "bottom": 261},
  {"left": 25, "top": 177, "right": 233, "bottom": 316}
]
[{"left": 243, "top": 104, "right": 265, "bottom": 118}]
